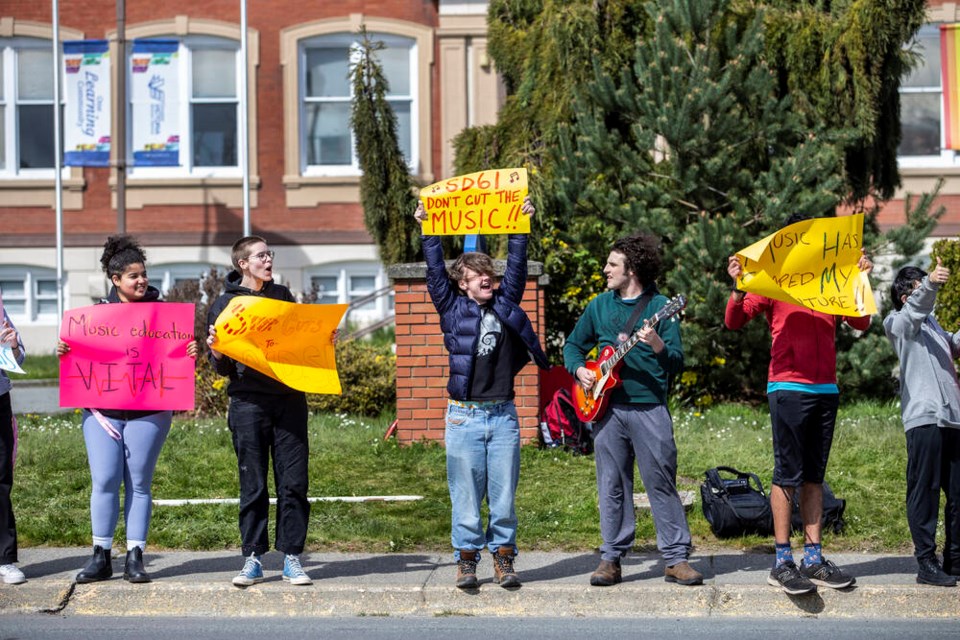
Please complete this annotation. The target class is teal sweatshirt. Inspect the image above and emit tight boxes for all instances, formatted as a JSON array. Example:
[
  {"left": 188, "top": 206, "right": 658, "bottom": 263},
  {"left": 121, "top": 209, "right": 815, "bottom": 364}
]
[{"left": 563, "top": 289, "right": 683, "bottom": 405}]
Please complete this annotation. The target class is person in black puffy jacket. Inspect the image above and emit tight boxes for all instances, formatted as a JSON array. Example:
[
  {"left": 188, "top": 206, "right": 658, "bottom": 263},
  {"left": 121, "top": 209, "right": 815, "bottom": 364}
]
[{"left": 414, "top": 197, "right": 548, "bottom": 590}]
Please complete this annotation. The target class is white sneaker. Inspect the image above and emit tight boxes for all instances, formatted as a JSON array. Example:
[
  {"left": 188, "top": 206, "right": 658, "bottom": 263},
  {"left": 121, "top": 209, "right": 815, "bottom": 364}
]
[{"left": 0, "top": 564, "right": 26, "bottom": 585}]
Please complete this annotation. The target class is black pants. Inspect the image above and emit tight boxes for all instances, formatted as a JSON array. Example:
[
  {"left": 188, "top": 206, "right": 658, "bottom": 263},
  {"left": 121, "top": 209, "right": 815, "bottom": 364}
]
[
  {"left": 905, "top": 425, "right": 960, "bottom": 564},
  {"left": 228, "top": 393, "right": 310, "bottom": 557},
  {"left": 0, "top": 392, "right": 17, "bottom": 564}
]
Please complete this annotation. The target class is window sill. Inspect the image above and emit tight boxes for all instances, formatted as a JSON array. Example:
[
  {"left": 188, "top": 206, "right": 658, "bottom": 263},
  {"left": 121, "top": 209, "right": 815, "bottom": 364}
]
[
  {"left": 107, "top": 175, "right": 262, "bottom": 209},
  {"left": 0, "top": 177, "right": 86, "bottom": 209},
  {"left": 282, "top": 172, "right": 434, "bottom": 208}
]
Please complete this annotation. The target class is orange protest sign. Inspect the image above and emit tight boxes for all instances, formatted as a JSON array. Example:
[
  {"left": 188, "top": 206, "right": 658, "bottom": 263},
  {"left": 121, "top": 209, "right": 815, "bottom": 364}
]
[
  {"left": 419, "top": 168, "right": 529, "bottom": 235},
  {"left": 213, "top": 296, "right": 347, "bottom": 394}
]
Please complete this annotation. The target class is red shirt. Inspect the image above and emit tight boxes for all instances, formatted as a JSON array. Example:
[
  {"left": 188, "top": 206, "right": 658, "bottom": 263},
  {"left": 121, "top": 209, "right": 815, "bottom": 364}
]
[{"left": 724, "top": 293, "right": 871, "bottom": 385}]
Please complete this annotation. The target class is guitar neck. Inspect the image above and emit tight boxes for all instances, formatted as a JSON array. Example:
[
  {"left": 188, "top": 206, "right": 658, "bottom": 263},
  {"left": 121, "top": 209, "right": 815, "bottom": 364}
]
[{"left": 599, "top": 308, "right": 670, "bottom": 376}]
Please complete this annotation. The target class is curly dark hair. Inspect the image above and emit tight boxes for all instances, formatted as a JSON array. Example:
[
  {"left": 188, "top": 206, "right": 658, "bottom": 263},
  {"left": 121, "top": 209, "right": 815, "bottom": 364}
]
[
  {"left": 100, "top": 235, "right": 147, "bottom": 279},
  {"left": 611, "top": 233, "right": 662, "bottom": 287}
]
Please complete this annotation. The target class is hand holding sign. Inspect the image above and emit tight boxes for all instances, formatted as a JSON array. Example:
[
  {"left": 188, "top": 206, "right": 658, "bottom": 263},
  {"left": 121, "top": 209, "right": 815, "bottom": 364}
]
[
  {"left": 733, "top": 213, "right": 877, "bottom": 317},
  {"left": 419, "top": 168, "right": 530, "bottom": 235}
]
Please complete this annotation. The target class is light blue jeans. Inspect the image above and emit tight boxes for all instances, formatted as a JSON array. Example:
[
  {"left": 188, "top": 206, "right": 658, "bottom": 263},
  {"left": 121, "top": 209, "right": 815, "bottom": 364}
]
[{"left": 445, "top": 400, "right": 520, "bottom": 561}]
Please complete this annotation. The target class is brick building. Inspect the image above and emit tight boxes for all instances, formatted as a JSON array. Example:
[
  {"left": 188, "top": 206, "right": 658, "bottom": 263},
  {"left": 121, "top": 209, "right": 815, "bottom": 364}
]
[{"left": 0, "top": 0, "right": 504, "bottom": 351}]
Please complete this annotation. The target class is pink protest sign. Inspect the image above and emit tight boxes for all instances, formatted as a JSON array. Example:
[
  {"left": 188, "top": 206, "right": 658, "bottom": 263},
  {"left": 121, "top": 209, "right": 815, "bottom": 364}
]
[{"left": 59, "top": 302, "right": 196, "bottom": 411}]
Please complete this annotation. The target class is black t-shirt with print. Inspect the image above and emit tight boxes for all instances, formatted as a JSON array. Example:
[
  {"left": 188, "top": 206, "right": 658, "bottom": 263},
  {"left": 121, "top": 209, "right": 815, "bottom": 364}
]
[{"left": 469, "top": 307, "right": 518, "bottom": 401}]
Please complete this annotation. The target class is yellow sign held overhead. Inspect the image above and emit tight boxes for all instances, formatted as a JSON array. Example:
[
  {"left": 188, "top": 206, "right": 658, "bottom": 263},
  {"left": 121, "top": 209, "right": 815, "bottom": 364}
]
[
  {"left": 419, "top": 168, "right": 529, "bottom": 235},
  {"left": 213, "top": 296, "right": 347, "bottom": 394},
  {"left": 734, "top": 214, "right": 876, "bottom": 317}
]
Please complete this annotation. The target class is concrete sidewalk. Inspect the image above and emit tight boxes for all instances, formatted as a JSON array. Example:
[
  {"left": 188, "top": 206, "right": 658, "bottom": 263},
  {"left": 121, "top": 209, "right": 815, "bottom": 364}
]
[{"left": 0, "top": 548, "right": 956, "bottom": 619}]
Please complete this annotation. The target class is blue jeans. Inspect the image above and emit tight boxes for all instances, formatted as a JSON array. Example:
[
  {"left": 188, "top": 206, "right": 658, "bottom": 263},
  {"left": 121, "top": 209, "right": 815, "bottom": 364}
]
[{"left": 445, "top": 400, "right": 520, "bottom": 560}]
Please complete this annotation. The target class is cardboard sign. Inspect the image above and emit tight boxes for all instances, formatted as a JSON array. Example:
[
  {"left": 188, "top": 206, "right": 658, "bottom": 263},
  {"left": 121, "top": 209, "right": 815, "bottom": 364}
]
[
  {"left": 212, "top": 296, "right": 347, "bottom": 395},
  {"left": 59, "top": 302, "right": 196, "bottom": 410},
  {"left": 734, "top": 214, "right": 876, "bottom": 317},
  {"left": 419, "top": 168, "right": 529, "bottom": 235}
]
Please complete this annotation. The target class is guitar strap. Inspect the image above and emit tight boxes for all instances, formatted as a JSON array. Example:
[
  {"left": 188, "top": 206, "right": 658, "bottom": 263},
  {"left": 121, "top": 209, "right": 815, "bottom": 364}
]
[{"left": 617, "top": 292, "right": 653, "bottom": 345}]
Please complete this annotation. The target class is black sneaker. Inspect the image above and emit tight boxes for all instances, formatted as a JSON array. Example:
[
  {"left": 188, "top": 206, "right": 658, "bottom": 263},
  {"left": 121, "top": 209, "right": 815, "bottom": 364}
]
[
  {"left": 768, "top": 561, "right": 817, "bottom": 595},
  {"left": 917, "top": 557, "right": 957, "bottom": 587},
  {"left": 799, "top": 558, "right": 855, "bottom": 589}
]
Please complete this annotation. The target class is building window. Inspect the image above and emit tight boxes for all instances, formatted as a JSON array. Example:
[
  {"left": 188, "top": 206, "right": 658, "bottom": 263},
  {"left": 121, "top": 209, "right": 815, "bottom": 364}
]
[
  {"left": 300, "top": 32, "right": 416, "bottom": 176},
  {"left": 0, "top": 267, "right": 58, "bottom": 323},
  {"left": 306, "top": 262, "right": 392, "bottom": 324},
  {"left": 899, "top": 25, "right": 945, "bottom": 161},
  {"left": 129, "top": 36, "right": 240, "bottom": 177},
  {"left": 0, "top": 38, "right": 65, "bottom": 177}
]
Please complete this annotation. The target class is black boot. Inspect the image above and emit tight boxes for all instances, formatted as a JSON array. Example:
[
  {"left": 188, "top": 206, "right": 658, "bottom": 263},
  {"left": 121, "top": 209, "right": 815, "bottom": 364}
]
[
  {"left": 123, "top": 547, "right": 151, "bottom": 583},
  {"left": 917, "top": 557, "right": 957, "bottom": 587},
  {"left": 76, "top": 545, "right": 113, "bottom": 584}
]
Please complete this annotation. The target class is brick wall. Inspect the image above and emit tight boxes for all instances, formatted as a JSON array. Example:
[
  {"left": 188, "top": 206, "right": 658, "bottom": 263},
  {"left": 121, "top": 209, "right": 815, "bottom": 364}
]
[{"left": 388, "top": 259, "right": 546, "bottom": 445}]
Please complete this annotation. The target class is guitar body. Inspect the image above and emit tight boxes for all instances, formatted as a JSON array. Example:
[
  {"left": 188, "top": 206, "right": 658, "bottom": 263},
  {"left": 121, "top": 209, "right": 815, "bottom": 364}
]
[{"left": 572, "top": 345, "right": 622, "bottom": 423}]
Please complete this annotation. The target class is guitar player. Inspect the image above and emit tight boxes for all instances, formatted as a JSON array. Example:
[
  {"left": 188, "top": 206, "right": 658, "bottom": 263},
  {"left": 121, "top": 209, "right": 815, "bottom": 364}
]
[{"left": 562, "top": 233, "right": 702, "bottom": 588}]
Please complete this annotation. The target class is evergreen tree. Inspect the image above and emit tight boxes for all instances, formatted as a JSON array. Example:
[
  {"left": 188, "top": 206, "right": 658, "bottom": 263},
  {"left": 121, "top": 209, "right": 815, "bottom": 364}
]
[{"left": 351, "top": 28, "right": 419, "bottom": 265}]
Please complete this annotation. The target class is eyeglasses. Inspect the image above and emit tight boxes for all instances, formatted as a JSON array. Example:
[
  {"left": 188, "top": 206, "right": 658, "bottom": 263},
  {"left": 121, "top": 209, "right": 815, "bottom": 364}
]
[{"left": 247, "top": 250, "right": 275, "bottom": 262}]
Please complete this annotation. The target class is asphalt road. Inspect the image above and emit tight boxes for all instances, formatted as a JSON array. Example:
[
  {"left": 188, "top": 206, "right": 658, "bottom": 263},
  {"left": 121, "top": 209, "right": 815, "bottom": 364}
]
[{"left": 1, "top": 614, "right": 959, "bottom": 640}]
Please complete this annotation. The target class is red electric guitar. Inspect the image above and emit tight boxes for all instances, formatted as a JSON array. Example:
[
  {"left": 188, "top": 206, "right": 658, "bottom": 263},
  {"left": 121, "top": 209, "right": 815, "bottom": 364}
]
[{"left": 572, "top": 294, "right": 686, "bottom": 422}]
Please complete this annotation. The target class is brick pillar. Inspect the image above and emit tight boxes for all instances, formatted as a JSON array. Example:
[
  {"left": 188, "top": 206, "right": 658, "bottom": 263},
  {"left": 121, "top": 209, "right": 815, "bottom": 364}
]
[{"left": 387, "top": 259, "right": 547, "bottom": 445}]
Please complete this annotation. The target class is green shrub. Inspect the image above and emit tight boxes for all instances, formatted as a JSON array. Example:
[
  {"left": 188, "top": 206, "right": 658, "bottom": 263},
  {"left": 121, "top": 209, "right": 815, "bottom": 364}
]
[
  {"left": 307, "top": 339, "right": 396, "bottom": 417},
  {"left": 931, "top": 238, "right": 960, "bottom": 333}
]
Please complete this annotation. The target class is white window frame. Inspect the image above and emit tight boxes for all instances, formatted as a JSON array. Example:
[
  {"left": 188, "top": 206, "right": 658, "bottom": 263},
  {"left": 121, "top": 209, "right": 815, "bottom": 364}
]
[
  {"left": 304, "top": 261, "right": 392, "bottom": 324},
  {"left": 898, "top": 23, "right": 960, "bottom": 168},
  {"left": 0, "top": 266, "right": 59, "bottom": 324},
  {"left": 152, "top": 263, "right": 219, "bottom": 298},
  {"left": 299, "top": 32, "right": 418, "bottom": 177},
  {"left": 128, "top": 35, "right": 242, "bottom": 179},
  {"left": 0, "top": 37, "right": 71, "bottom": 180}
]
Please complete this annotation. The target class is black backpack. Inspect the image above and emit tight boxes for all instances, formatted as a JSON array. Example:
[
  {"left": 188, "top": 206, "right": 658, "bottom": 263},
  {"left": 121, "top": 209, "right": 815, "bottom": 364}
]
[
  {"left": 700, "top": 466, "right": 774, "bottom": 538},
  {"left": 790, "top": 482, "right": 847, "bottom": 534}
]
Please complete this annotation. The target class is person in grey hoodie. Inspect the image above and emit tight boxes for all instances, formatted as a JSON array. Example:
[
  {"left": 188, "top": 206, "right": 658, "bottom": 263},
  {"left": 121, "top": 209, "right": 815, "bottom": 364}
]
[{"left": 884, "top": 258, "right": 960, "bottom": 587}]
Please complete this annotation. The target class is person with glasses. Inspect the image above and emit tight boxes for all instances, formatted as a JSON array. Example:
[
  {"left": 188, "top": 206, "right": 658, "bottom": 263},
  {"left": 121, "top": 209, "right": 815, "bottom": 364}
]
[{"left": 206, "top": 236, "right": 312, "bottom": 588}]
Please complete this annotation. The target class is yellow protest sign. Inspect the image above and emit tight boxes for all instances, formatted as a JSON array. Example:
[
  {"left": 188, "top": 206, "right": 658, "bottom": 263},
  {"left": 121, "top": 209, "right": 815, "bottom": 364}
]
[
  {"left": 419, "top": 168, "right": 529, "bottom": 235},
  {"left": 734, "top": 214, "right": 876, "bottom": 317},
  {"left": 213, "top": 296, "right": 348, "bottom": 394}
]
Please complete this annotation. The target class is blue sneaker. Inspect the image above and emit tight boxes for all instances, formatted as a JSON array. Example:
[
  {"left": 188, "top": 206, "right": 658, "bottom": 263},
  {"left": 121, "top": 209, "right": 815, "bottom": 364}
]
[
  {"left": 282, "top": 554, "right": 312, "bottom": 586},
  {"left": 232, "top": 553, "right": 263, "bottom": 587}
]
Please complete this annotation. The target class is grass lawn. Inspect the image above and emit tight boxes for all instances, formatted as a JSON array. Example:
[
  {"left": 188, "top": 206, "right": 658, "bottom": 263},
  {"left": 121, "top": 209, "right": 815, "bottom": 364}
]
[
  {"left": 13, "top": 401, "right": 915, "bottom": 554},
  {"left": 17, "top": 354, "right": 59, "bottom": 380}
]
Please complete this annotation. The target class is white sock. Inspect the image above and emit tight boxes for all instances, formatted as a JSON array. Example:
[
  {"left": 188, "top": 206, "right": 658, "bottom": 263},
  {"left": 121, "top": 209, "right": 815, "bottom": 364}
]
[
  {"left": 127, "top": 540, "right": 146, "bottom": 552},
  {"left": 92, "top": 536, "right": 113, "bottom": 550}
]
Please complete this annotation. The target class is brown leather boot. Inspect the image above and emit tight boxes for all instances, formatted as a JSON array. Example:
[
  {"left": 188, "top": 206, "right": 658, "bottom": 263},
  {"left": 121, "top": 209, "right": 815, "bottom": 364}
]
[
  {"left": 491, "top": 547, "right": 521, "bottom": 588},
  {"left": 664, "top": 560, "right": 703, "bottom": 586},
  {"left": 456, "top": 550, "right": 479, "bottom": 589},
  {"left": 589, "top": 558, "right": 622, "bottom": 586}
]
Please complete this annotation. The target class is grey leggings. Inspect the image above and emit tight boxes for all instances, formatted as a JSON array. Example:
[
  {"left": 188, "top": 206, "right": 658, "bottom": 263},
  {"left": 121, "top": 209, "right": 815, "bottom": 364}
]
[{"left": 81, "top": 410, "right": 171, "bottom": 544}]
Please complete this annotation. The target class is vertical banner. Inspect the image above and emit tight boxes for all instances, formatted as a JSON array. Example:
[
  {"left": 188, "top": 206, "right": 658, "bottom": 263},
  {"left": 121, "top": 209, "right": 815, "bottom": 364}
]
[
  {"left": 63, "top": 40, "right": 111, "bottom": 167},
  {"left": 941, "top": 24, "right": 960, "bottom": 150},
  {"left": 130, "top": 39, "right": 180, "bottom": 166}
]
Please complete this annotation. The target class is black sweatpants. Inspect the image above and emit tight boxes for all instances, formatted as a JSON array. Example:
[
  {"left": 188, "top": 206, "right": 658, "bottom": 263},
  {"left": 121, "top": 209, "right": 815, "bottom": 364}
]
[
  {"left": 228, "top": 392, "right": 310, "bottom": 557},
  {"left": 0, "top": 392, "right": 17, "bottom": 564},
  {"left": 905, "top": 425, "right": 960, "bottom": 565}
]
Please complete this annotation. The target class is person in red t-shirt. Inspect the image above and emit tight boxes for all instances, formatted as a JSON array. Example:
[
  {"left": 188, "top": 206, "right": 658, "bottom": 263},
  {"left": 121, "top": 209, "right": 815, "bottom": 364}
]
[{"left": 725, "top": 217, "right": 872, "bottom": 595}]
